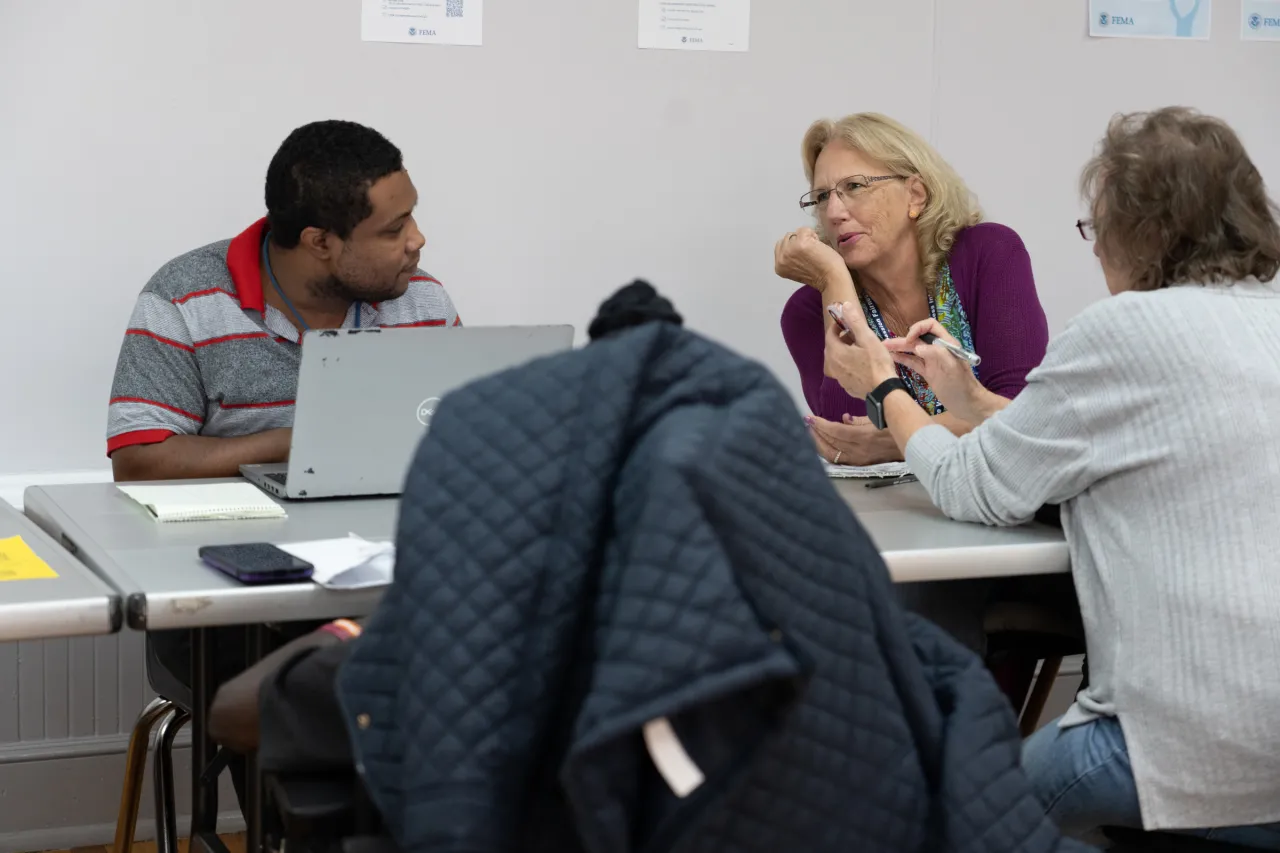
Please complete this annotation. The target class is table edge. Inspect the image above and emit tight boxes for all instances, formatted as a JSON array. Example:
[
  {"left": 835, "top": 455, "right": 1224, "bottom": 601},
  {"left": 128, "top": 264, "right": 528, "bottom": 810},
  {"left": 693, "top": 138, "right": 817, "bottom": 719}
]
[
  {"left": 0, "top": 594, "right": 123, "bottom": 640},
  {"left": 884, "top": 540, "right": 1070, "bottom": 583}
]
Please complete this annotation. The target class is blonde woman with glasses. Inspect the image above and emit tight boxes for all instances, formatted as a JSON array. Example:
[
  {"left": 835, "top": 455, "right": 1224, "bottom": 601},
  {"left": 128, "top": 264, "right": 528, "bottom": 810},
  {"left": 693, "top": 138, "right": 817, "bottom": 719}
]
[
  {"left": 775, "top": 113, "right": 1050, "bottom": 470},
  {"left": 775, "top": 113, "right": 1057, "bottom": 655},
  {"left": 821, "top": 107, "right": 1280, "bottom": 846}
]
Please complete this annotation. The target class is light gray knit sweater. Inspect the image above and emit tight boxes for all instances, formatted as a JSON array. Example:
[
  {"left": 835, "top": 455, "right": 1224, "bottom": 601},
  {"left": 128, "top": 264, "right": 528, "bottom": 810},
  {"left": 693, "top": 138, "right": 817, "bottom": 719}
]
[{"left": 905, "top": 279, "right": 1280, "bottom": 830}]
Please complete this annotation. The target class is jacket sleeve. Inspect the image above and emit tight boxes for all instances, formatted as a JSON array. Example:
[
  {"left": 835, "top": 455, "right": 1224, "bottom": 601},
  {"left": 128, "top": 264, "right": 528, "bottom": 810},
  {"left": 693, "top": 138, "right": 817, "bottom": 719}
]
[
  {"left": 336, "top": 382, "right": 596, "bottom": 851},
  {"left": 906, "top": 614, "right": 1098, "bottom": 852}
]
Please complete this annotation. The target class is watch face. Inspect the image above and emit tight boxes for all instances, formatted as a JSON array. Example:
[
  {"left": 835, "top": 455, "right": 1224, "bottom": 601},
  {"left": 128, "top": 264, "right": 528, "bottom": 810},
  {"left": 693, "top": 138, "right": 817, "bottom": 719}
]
[{"left": 867, "top": 395, "right": 885, "bottom": 430}]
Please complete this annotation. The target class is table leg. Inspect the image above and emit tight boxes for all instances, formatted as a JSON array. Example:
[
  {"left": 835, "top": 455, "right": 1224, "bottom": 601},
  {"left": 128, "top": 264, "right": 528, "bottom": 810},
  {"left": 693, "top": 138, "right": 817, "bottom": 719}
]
[
  {"left": 190, "top": 627, "right": 228, "bottom": 853},
  {"left": 245, "top": 624, "right": 267, "bottom": 853}
]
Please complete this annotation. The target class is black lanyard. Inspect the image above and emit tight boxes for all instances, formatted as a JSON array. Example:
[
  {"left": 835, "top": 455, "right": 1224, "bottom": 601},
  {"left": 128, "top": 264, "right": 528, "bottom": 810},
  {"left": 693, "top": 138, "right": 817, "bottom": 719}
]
[
  {"left": 261, "top": 234, "right": 361, "bottom": 333},
  {"left": 859, "top": 293, "right": 937, "bottom": 399}
]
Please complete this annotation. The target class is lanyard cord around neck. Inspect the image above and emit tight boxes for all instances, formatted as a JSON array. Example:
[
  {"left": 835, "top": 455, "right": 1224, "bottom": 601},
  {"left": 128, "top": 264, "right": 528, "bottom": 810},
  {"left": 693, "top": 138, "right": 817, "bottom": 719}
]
[
  {"left": 261, "top": 233, "right": 360, "bottom": 334},
  {"left": 860, "top": 291, "right": 937, "bottom": 398}
]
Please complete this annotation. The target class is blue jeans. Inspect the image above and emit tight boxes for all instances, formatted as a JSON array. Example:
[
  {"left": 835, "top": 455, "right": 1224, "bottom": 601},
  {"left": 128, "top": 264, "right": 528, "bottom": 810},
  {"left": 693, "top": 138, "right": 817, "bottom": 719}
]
[{"left": 1023, "top": 716, "right": 1280, "bottom": 849}]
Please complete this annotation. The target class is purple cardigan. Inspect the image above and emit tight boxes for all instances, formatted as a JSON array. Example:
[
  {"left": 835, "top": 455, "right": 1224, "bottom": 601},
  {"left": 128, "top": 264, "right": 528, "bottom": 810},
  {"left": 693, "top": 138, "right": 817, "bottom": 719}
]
[{"left": 781, "top": 222, "right": 1049, "bottom": 420}]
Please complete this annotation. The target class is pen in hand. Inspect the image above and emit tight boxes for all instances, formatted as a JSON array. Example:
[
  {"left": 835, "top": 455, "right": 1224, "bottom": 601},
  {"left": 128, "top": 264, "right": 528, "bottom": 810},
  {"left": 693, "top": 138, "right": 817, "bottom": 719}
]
[
  {"left": 828, "top": 302, "right": 980, "bottom": 367},
  {"left": 918, "top": 333, "right": 981, "bottom": 368}
]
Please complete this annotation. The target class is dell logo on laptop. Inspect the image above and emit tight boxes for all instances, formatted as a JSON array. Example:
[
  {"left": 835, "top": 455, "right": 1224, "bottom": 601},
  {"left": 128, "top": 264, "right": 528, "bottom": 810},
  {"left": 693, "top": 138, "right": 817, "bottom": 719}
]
[{"left": 416, "top": 397, "right": 442, "bottom": 427}]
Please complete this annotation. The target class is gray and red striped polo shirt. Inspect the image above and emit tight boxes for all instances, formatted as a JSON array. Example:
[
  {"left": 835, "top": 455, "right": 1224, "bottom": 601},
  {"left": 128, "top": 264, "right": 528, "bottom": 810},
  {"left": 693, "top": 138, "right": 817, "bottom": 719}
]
[{"left": 106, "top": 218, "right": 461, "bottom": 456}]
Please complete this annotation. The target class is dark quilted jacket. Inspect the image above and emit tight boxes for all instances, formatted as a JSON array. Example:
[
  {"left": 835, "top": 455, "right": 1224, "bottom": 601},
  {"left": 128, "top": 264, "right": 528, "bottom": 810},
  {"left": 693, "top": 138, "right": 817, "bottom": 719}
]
[{"left": 336, "top": 321, "right": 1091, "bottom": 853}]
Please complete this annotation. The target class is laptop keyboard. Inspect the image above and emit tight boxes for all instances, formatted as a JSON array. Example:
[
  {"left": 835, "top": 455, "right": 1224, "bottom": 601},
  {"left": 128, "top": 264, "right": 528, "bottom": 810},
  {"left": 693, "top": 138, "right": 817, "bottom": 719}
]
[{"left": 265, "top": 472, "right": 288, "bottom": 486}]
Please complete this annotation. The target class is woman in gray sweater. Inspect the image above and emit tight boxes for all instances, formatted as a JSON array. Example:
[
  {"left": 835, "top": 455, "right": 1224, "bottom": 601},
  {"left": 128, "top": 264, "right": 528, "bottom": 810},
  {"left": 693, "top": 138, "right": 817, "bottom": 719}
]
[{"left": 822, "top": 107, "right": 1280, "bottom": 845}]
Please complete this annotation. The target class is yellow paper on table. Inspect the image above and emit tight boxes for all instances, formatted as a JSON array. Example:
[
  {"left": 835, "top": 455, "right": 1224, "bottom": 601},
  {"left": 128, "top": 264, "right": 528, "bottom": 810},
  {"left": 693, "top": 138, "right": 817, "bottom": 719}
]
[{"left": 0, "top": 535, "right": 59, "bottom": 581}]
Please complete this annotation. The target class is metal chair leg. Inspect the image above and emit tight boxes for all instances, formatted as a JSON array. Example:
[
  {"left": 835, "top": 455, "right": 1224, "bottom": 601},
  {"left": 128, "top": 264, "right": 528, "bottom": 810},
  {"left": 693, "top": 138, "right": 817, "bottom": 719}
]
[
  {"left": 113, "top": 696, "right": 176, "bottom": 853},
  {"left": 151, "top": 708, "right": 178, "bottom": 853},
  {"left": 1019, "top": 656, "right": 1063, "bottom": 738},
  {"left": 153, "top": 707, "right": 191, "bottom": 853}
]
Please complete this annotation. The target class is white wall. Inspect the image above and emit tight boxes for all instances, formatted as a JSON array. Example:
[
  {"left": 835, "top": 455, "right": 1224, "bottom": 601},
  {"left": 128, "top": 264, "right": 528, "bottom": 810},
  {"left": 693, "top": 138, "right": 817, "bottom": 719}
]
[
  {"left": 933, "top": 0, "right": 1280, "bottom": 332},
  {"left": 2, "top": 0, "right": 1277, "bottom": 478}
]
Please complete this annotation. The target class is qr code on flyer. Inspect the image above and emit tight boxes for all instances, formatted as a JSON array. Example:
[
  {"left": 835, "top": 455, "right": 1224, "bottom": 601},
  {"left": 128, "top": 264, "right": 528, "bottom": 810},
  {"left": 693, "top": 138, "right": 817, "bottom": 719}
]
[{"left": 446, "top": 0, "right": 464, "bottom": 17}]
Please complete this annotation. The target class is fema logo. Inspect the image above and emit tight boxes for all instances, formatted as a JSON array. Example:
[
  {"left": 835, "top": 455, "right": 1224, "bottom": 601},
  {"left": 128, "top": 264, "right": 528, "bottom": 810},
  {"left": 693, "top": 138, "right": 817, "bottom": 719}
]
[
  {"left": 416, "top": 397, "right": 441, "bottom": 428},
  {"left": 1248, "top": 13, "right": 1262, "bottom": 28},
  {"left": 1098, "top": 12, "right": 1109, "bottom": 25},
  {"left": 408, "top": 26, "right": 417, "bottom": 35}
]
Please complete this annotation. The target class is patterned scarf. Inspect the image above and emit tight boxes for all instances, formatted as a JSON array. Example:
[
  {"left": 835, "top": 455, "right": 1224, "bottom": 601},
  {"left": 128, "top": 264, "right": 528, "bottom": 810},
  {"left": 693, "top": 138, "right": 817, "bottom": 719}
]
[{"left": 858, "top": 262, "right": 977, "bottom": 416}]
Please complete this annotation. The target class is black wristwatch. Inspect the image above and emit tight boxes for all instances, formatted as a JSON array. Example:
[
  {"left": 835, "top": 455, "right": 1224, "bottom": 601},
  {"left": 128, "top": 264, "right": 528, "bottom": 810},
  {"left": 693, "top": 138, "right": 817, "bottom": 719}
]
[{"left": 865, "top": 378, "right": 909, "bottom": 430}]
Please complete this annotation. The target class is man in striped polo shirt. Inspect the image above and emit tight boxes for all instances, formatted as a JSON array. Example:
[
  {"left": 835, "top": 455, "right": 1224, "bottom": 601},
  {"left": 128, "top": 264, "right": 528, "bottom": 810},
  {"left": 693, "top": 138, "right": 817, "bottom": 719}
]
[
  {"left": 108, "top": 119, "right": 460, "bottom": 481},
  {"left": 106, "top": 120, "right": 461, "bottom": 818}
]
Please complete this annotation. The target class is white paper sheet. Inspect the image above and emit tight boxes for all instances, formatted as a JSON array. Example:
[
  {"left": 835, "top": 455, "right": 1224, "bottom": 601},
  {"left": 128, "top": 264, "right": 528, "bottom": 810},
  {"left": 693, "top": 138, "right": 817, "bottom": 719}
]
[
  {"left": 1242, "top": 0, "right": 1280, "bottom": 39},
  {"left": 278, "top": 535, "right": 394, "bottom": 590},
  {"left": 1089, "top": 0, "right": 1211, "bottom": 39},
  {"left": 361, "top": 0, "right": 483, "bottom": 47},
  {"left": 638, "top": 0, "right": 750, "bottom": 52}
]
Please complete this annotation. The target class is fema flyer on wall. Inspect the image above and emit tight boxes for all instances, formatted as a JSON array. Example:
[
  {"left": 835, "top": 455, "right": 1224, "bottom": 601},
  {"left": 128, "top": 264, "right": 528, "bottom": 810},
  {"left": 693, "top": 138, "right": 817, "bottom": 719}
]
[
  {"left": 1089, "top": 0, "right": 1211, "bottom": 39},
  {"left": 1242, "top": 0, "right": 1280, "bottom": 39},
  {"left": 361, "top": 0, "right": 483, "bottom": 46},
  {"left": 638, "top": 0, "right": 751, "bottom": 52}
]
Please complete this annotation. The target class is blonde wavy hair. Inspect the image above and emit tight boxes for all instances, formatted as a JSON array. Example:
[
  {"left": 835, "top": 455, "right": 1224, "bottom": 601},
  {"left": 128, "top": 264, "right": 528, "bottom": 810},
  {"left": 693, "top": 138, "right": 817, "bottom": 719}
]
[{"left": 802, "top": 113, "right": 982, "bottom": 292}]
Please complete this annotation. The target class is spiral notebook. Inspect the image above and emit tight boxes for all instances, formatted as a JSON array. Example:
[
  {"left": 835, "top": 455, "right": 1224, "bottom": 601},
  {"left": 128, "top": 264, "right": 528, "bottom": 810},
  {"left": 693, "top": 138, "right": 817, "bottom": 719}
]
[{"left": 117, "top": 483, "right": 287, "bottom": 523}]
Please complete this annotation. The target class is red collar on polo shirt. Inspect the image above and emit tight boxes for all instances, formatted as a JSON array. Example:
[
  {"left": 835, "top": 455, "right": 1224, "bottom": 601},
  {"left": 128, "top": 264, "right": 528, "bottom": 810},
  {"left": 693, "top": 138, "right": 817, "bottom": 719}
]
[
  {"left": 222, "top": 218, "right": 393, "bottom": 340},
  {"left": 224, "top": 218, "right": 269, "bottom": 312}
]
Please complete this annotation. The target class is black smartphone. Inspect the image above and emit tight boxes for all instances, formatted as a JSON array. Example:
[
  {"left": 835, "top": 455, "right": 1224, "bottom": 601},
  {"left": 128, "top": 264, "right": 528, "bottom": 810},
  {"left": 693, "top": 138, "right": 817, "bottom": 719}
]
[{"left": 198, "top": 543, "right": 314, "bottom": 585}]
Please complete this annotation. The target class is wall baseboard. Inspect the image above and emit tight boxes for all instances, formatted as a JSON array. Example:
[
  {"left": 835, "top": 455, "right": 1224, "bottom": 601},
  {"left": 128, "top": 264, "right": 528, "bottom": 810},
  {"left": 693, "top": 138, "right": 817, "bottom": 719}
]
[
  {"left": 0, "top": 469, "right": 113, "bottom": 509},
  {"left": 0, "top": 733, "right": 242, "bottom": 852},
  {"left": 0, "top": 730, "right": 196, "bottom": 764},
  {"left": 0, "top": 815, "right": 246, "bottom": 853}
]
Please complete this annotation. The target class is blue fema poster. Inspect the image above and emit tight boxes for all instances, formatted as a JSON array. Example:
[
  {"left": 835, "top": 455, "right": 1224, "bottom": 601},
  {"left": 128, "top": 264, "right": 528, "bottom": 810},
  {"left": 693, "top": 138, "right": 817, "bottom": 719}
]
[
  {"left": 1242, "top": 0, "right": 1280, "bottom": 40},
  {"left": 1089, "top": 0, "right": 1212, "bottom": 39}
]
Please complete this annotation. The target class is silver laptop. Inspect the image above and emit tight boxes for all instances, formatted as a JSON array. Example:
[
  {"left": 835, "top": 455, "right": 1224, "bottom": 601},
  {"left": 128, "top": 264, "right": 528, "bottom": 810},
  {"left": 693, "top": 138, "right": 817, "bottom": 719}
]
[{"left": 241, "top": 325, "right": 574, "bottom": 499}]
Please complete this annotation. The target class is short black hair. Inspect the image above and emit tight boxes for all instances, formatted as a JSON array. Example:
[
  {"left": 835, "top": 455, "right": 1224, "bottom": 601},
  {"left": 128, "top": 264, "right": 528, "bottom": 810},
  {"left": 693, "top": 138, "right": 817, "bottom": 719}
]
[{"left": 265, "top": 120, "right": 404, "bottom": 248}]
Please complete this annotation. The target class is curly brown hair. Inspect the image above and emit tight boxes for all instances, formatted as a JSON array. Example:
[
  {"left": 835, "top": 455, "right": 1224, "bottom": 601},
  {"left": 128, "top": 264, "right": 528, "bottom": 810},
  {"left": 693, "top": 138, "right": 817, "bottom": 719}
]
[{"left": 1081, "top": 108, "right": 1280, "bottom": 292}]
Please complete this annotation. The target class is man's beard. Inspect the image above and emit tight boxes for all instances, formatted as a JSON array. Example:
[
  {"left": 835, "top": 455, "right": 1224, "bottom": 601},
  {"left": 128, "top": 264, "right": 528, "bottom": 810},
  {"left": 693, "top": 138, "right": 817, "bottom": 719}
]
[{"left": 310, "top": 273, "right": 401, "bottom": 304}]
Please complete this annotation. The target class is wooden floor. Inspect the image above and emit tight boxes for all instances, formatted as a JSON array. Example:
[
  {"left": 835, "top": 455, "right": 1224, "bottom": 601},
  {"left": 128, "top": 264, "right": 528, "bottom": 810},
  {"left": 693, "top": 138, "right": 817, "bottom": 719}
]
[{"left": 45, "top": 834, "right": 246, "bottom": 853}]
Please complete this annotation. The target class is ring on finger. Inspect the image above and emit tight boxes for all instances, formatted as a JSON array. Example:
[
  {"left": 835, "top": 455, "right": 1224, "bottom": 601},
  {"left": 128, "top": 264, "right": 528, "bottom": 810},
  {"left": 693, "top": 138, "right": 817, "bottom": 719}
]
[{"left": 834, "top": 450, "right": 843, "bottom": 465}]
